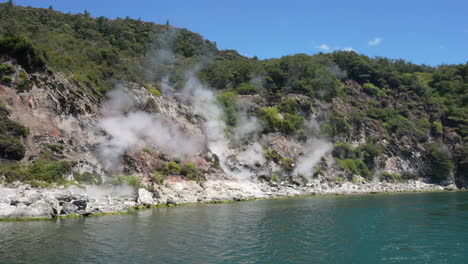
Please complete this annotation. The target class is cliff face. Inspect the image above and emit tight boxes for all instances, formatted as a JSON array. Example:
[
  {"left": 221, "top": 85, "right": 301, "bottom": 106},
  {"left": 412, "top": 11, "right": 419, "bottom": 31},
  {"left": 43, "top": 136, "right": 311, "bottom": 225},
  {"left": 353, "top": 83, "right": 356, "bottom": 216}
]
[{"left": 0, "top": 60, "right": 460, "bottom": 187}]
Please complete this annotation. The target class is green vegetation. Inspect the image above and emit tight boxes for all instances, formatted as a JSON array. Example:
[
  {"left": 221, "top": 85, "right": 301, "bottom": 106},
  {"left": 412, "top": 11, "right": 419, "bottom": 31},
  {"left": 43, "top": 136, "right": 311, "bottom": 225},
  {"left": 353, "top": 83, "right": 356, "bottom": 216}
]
[
  {"left": 332, "top": 142, "right": 381, "bottom": 179},
  {"left": 335, "top": 158, "right": 371, "bottom": 179},
  {"left": 0, "top": 35, "right": 46, "bottom": 70},
  {"left": 0, "top": 157, "right": 73, "bottom": 183},
  {"left": 264, "top": 148, "right": 294, "bottom": 170},
  {"left": 0, "top": 103, "right": 29, "bottom": 160},
  {"left": 115, "top": 174, "right": 142, "bottom": 188},
  {"left": 379, "top": 172, "right": 402, "bottom": 182},
  {"left": 0, "top": 63, "right": 15, "bottom": 84},
  {"left": 151, "top": 170, "right": 164, "bottom": 184},
  {"left": 148, "top": 86, "right": 161, "bottom": 97},
  {"left": 271, "top": 173, "right": 279, "bottom": 182},
  {"left": 180, "top": 162, "right": 206, "bottom": 182},
  {"left": 157, "top": 161, "right": 205, "bottom": 182},
  {"left": 73, "top": 171, "right": 102, "bottom": 184},
  {"left": 161, "top": 161, "right": 181, "bottom": 175},
  {"left": 424, "top": 143, "right": 454, "bottom": 183},
  {"left": 258, "top": 107, "right": 304, "bottom": 135},
  {"left": 217, "top": 91, "right": 238, "bottom": 127}
]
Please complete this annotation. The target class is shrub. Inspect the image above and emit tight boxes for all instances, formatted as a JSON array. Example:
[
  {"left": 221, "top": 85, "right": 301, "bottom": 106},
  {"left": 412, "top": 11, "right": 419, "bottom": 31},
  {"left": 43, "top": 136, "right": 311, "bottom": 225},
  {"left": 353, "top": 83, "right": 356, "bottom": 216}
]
[
  {"left": 1, "top": 75, "right": 12, "bottom": 83},
  {"left": 73, "top": 172, "right": 102, "bottom": 184},
  {"left": 271, "top": 173, "right": 279, "bottom": 182},
  {"left": 332, "top": 142, "right": 359, "bottom": 159},
  {"left": 217, "top": 91, "right": 238, "bottom": 127},
  {"left": 386, "top": 115, "right": 427, "bottom": 141},
  {"left": 148, "top": 87, "right": 161, "bottom": 97},
  {"left": 115, "top": 174, "right": 142, "bottom": 188},
  {"left": 362, "top": 83, "right": 387, "bottom": 98},
  {"left": 161, "top": 161, "right": 181, "bottom": 175},
  {"left": 0, "top": 107, "right": 29, "bottom": 160},
  {"left": 44, "top": 143, "right": 63, "bottom": 152},
  {"left": 0, "top": 35, "right": 46, "bottom": 70},
  {"left": 258, "top": 107, "right": 282, "bottom": 133},
  {"left": 363, "top": 83, "right": 380, "bottom": 96},
  {"left": 281, "top": 113, "right": 304, "bottom": 134},
  {"left": 424, "top": 143, "right": 454, "bottom": 183},
  {"left": 29, "top": 159, "right": 73, "bottom": 183},
  {"left": 357, "top": 143, "right": 381, "bottom": 169},
  {"left": 379, "top": 172, "right": 401, "bottom": 182},
  {"left": 336, "top": 158, "right": 371, "bottom": 179},
  {"left": 264, "top": 148, "right": 283, "bottom": 163},
  {"left": 235, "top": 83, "right": 257, "bottom": 95},
  {"left": 431, "top": 121, "right": 443, "bottom": 136},
  {"left": 0, "top": 63, "right": 15, "bottom": 75},
  {"left": 16, "top": 70, "right": 30, "bottom": 91},
  {"left": 258, "top": 107, "right": 303, "bottom": 134},
  {"left": 0, "top": 158, "right": 73, "bottom": 183},
  {"left": 401, "top": 171, "right": 417, "bottom": 180},
  {"left": 0, "top": 135, "right": 25, "bottom": 160},
  {"left": 152, "top": 170, "right": 165, "bottom": 184},
  {"left": 181, "top": 162, "right": 205, "bottom": 182},
  {"left": 322, "top": 115, "right": 352, "bottom": 138}
]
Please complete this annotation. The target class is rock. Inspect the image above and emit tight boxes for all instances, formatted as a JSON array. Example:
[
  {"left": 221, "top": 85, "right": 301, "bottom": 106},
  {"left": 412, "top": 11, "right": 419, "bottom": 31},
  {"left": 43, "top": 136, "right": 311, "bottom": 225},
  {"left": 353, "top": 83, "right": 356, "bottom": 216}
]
[
  {"left": 166, "top": 197, "right": 176, "bottom": 206},
  {"left": 29, "top": 200, "right": 53, "bottom": 217},
  {"left": 72, "top": 200, "right": 88, "bottom": 210},
  {"left": 137, "top": 188, "right": 154, "bottom": 206},
  {"left": 0, "top": 203, "right": 16, "bottom": 218},
  {"left": 444, "top": 184, "right": 457, "bottom": 191},
  {"left": 61, "top": 202, "right": 78, "bottom": 214}
]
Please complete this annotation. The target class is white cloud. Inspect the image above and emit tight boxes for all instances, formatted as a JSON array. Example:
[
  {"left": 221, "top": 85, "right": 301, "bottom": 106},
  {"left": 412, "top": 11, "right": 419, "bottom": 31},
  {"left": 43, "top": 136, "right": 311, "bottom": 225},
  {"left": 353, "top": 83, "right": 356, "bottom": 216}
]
[
  {"left": 341, "top": 47, "right": 356, "bottom": 52},
  {"left": 316, "top": 44, "right": 330, "bottom": 51},
  {"left": 368, "top": 37, "right": 383, "bottom": 46}
]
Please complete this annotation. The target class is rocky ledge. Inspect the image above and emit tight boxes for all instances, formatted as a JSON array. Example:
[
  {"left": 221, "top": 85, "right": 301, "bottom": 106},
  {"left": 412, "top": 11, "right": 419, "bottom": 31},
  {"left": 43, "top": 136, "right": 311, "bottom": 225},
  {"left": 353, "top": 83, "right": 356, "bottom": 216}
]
[{"left": 0, "top": 178, "right": 459, "bottom": 220}]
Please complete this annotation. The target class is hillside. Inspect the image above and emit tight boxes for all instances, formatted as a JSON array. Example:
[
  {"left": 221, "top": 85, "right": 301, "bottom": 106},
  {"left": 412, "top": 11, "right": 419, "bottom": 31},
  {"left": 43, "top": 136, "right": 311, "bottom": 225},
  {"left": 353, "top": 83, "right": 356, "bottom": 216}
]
[{"left": 0, "top": 3, "right": 467, "bottom": 218}]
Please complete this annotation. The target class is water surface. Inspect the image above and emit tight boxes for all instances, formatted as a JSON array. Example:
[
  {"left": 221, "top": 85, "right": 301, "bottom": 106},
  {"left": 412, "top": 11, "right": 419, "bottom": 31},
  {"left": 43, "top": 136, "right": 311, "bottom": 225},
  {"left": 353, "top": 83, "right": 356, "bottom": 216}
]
[{"left": 1, "top": 192, "right": 467, "bottom": 263}]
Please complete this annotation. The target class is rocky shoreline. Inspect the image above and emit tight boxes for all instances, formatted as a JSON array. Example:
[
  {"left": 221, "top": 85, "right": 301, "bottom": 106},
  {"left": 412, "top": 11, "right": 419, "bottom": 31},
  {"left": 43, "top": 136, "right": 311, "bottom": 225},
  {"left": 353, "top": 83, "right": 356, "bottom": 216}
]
[{"left": 0, "top": 178, "right": 459, "bottom": 220}]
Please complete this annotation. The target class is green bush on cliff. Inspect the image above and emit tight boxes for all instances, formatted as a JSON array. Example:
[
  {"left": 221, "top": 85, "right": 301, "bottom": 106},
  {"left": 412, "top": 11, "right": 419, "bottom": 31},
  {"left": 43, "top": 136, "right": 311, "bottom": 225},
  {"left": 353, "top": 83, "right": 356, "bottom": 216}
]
[
  {"left": 161, "top": 161, "right": 181, "bottom": 175},
  {"left": 335, "top": 158, "right": 371, "bottom": 179},
  {"left": 424, "top": 143, "right": 454, "bottom": 183},
  {"left": 258, "top": 107, "right": 303, "bottom": 135},
  {"left": 217, "top": 91, "right": 238, "bottom": 127},
  {"left": 181, "top": 162, "right": 206, "bottom": 182},
  {"left": 0, "top": 135, "right": 25, "bottom": 160},
  {"left": 0, "top": 158, "right": 73, "bottom": 183},
  {"left": 0, "top": 35, "right": 46, "bottom": 71},
  {"left": 0, "top": 103, "right": 29, "bottom": 160},
  {"left": 73, "top": 172, "right": 102, "bottom": 184},
  {"left": 431, "top": 121, "right": 443, "bottom": 136},
  {"left": 115, "top": 174, "right": 142, "bottom": 188},
  {"left": 386, "top": 115, "right": 427, "bottom": 142}
]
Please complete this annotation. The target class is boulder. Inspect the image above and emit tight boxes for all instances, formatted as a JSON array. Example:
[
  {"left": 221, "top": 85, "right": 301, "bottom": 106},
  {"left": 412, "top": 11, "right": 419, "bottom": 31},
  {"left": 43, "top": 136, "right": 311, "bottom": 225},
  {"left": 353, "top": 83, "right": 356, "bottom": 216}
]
[
  {"left": 166, "top": 197, "right": 176, "bottom": 206},
  {"left": 137, "top": 188, "right": 154, "bottom": 206},
  {"left": 61, "top": 202, "right": 78, "bottom": 214}
]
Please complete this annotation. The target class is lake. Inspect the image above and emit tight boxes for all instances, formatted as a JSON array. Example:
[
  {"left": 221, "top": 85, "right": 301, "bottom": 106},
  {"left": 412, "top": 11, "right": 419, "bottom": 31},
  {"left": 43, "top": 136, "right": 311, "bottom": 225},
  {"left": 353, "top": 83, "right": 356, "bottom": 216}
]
[{"left": 1, "top": 192, "right": 467, "bottom": 263}]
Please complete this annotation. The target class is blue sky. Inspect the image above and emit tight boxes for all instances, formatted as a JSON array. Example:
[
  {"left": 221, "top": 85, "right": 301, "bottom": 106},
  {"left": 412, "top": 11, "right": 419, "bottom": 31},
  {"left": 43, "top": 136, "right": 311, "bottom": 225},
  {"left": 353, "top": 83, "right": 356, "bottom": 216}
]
[{"left": 10, "top": 0, "right": 468, "bottom": 66}]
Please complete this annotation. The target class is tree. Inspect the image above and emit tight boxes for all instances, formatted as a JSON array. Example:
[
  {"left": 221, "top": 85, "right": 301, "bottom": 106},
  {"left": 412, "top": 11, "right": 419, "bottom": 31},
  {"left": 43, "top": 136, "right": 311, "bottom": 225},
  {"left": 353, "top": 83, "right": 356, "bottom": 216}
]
[
  {"left": 48, "top": 5, "right": 53, "bottom": 10},
  {"left": 425, "top": 143, "right": 454, "bottom": 183}
]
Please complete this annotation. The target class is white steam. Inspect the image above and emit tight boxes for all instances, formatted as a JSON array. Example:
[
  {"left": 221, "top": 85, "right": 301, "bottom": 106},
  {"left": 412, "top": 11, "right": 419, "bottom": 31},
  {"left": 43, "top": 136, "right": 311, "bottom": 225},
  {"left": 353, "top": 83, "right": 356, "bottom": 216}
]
[
  {"left": 293, "top": 118, "right": 332, "bottom": 178},
  {"left": 97, "top": 86, "right": 204, "bottom": 172}
]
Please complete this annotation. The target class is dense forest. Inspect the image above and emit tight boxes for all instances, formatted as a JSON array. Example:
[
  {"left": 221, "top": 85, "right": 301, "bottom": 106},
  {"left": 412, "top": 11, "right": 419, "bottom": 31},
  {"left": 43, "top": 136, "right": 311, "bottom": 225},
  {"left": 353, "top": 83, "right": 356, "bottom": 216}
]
[{"left": 0, "top": 2, "right": 466, "bottom": 187}]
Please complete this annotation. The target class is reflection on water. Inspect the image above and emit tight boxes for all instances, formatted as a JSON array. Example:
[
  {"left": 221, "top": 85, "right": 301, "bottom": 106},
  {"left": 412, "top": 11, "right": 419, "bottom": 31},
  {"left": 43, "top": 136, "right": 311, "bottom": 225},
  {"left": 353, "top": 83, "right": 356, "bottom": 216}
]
[{"left": 1, "top": 192, "right": 467, "bottom": 264}]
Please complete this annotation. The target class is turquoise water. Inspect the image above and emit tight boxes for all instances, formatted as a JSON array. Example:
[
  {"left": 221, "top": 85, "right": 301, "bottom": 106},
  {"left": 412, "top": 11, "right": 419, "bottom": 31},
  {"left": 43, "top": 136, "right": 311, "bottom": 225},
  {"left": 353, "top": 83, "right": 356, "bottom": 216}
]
[{"left": 1, "top": 192, "right": 467, "bottom": 263}]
